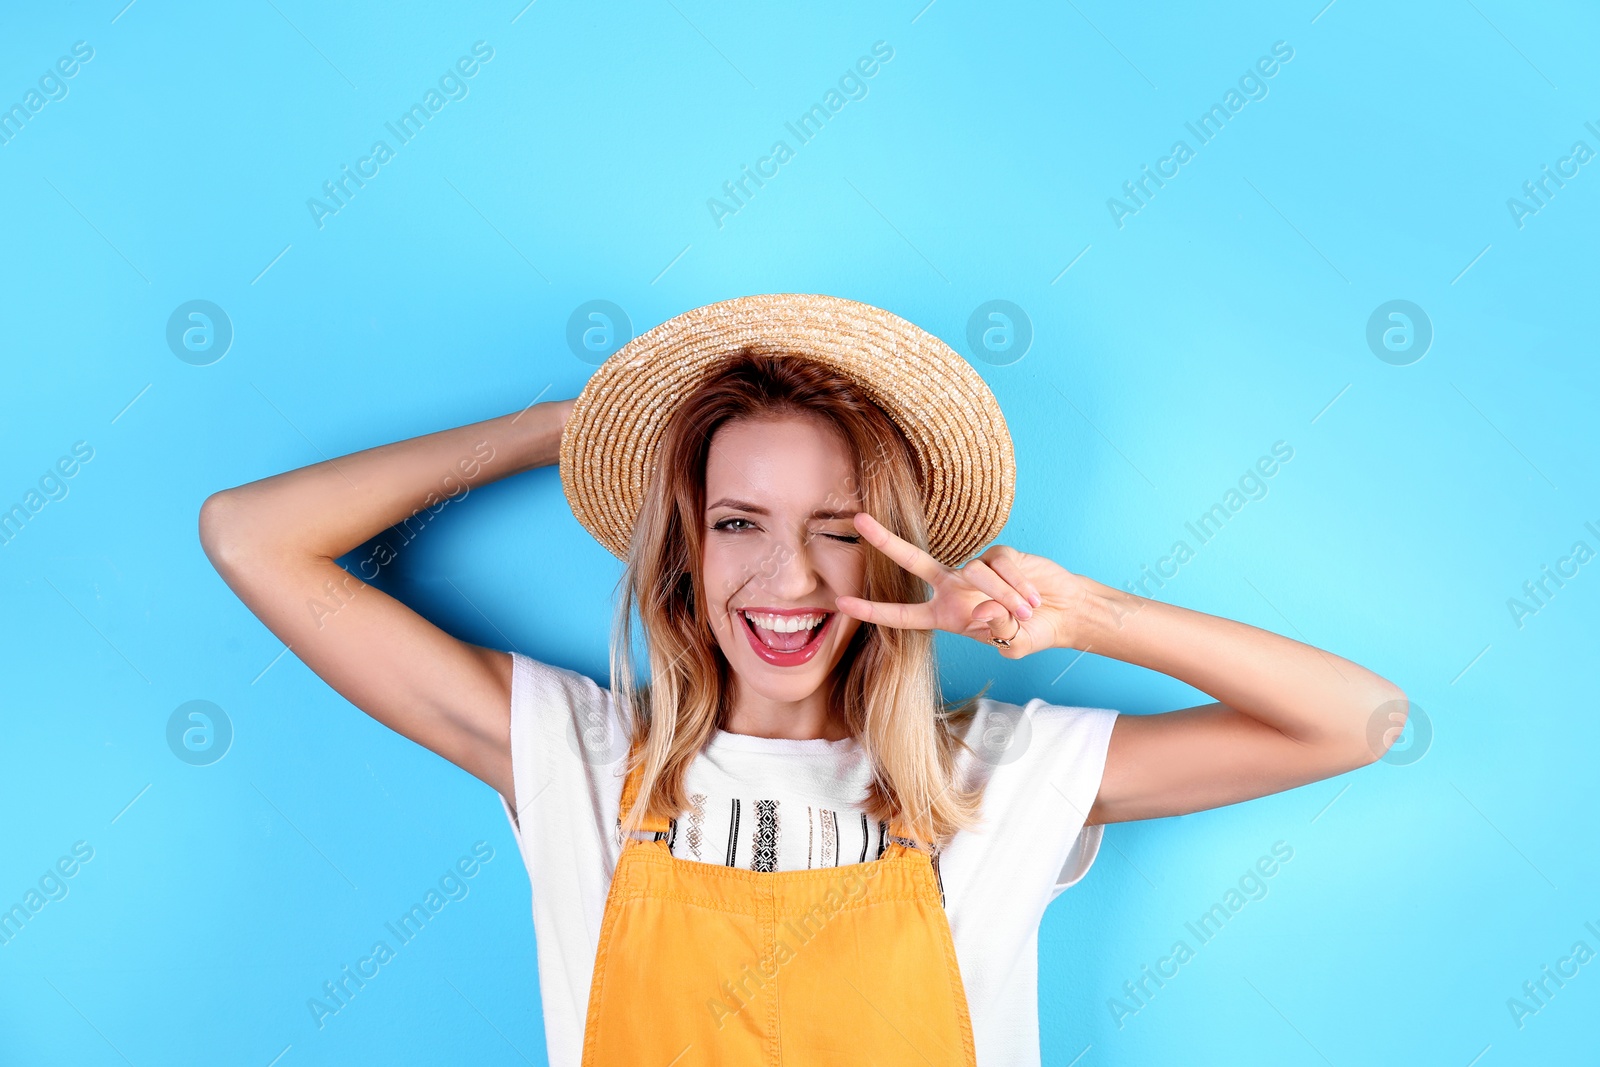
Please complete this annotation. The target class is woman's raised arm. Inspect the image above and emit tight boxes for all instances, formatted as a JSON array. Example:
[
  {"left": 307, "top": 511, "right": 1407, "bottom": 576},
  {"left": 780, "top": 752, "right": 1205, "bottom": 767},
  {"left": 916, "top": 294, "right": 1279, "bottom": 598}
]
[
  {"left": 834, "top": 513, "right": 1408, "bottom": 825},
  {"left": 198, "top": 397, "right": 576, "bottom": 802}
]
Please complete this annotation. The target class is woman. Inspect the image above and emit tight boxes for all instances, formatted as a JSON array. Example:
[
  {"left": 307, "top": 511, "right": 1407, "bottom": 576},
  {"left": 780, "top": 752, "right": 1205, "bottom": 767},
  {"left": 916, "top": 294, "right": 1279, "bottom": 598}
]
[{"left": 200, "top": 294, "right": 1405, "bottom": 1066}]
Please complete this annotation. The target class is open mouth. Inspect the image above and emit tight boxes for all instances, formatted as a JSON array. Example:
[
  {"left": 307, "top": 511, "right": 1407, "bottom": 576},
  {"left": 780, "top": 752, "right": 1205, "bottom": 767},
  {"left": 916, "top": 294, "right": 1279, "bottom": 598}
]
[{"left": 739, "top": 609, "right": 834, "bottom": 666}]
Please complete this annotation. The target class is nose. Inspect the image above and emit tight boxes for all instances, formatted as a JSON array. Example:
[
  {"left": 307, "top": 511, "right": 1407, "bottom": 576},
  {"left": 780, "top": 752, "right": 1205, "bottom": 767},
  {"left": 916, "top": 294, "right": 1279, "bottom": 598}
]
[{"left": 752, "top": 527, "right": 824, "bottom": 601}]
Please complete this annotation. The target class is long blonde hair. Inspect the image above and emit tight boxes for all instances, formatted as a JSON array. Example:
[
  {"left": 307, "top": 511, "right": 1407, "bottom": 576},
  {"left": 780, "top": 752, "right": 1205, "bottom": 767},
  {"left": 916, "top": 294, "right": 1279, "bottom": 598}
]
[{"left": 609, "top": 349, "right": 988, "bottom": 846}]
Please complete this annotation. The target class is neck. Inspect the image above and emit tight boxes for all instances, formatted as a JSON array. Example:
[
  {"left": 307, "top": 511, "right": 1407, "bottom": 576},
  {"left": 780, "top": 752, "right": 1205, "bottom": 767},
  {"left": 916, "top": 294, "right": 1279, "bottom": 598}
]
[{"left": 722, "top": 678, "right": 850, "bottom": 741}]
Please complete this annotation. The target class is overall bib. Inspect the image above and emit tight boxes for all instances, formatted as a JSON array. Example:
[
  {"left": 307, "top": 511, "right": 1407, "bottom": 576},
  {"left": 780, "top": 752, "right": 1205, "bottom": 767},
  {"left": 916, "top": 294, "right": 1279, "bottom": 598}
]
[{"left": 581, "top": 745, "right": 979, "bottom": 1066}]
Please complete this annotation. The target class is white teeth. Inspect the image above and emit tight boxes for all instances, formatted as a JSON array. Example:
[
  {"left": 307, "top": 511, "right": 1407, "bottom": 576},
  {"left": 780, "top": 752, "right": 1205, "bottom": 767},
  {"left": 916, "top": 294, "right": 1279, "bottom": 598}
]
[{"left": 742, "top": 611, "right": 825, "bottom": 633}]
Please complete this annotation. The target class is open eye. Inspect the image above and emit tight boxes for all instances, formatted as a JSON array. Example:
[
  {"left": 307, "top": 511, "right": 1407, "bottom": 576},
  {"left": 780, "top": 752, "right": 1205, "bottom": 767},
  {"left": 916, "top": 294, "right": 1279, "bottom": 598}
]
[{"left": 712, "top": 517, "right": 756, "bottom": 532}]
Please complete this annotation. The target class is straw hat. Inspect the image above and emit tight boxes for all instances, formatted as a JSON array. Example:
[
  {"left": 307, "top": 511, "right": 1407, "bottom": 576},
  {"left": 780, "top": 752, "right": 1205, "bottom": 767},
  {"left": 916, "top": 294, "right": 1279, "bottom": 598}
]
[{"left": 558, "top": 293, "right": 1015, "bottom": 568}]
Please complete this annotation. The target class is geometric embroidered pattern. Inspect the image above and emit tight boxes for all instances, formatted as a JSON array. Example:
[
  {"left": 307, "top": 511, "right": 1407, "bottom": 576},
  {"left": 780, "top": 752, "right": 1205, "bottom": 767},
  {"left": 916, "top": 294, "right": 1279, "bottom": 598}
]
[
  {"left": 751, "top": 799, "right": 779, "bottom": 872},
  {"left": 686, "top": 792, "right": 707, "bottom": 862}
]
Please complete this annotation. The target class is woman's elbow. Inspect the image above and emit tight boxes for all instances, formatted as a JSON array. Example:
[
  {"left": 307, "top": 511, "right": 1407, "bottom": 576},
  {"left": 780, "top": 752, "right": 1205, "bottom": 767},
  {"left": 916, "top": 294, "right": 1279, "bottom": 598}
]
[
  {"left": 1356, "top": 683, "right": 1410, "bottom": 767},
  {"left": 198, "top": 489, "right": 255, "bottom": 575}
]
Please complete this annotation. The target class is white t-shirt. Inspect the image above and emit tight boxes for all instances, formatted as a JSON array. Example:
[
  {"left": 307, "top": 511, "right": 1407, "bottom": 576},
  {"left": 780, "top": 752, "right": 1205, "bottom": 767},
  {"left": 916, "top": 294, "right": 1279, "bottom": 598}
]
[{"left": 497, "top": 652, "right": 1118, "bottom": 1067}]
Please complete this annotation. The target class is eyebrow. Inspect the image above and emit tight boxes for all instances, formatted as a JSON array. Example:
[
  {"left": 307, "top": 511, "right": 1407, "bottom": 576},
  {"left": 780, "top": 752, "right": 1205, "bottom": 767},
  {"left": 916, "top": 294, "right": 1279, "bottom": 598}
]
[{"left": 706, "top": 497, "right": 858, "bottom": 520}]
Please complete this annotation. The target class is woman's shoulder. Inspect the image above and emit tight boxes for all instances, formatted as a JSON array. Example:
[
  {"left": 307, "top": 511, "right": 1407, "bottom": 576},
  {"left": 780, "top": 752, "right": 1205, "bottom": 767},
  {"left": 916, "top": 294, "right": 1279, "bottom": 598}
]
[
  {"left": 507, "top": 651, "right": 627, "bottom": 760},
  {"left": 939, "top": 696, "right": 1121, "bottom": 901},
  {"left": 952, "top": 693, "right": 1119, "bottom": 771},
  {"left": 508, "top": 650, "right": 615, "bottom": 706}
]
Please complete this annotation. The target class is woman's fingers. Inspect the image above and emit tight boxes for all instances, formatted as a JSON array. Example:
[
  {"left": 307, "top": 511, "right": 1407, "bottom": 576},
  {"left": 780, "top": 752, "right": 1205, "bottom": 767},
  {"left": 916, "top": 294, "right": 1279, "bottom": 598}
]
[
  {"left": 981, "top": 547, "right": 1042, "bottom": 609},
  {"left": 853, "top": 512, "right": 946, "bottom": 585},
  {"left": 972, "top": 599, "right": 1012, "bottom": 634},
  {"left": 842, "top": 520, "right": 1038, "bottom": 641},
  {"left": 958, "top": 558, "right": 1034, "bottom": 620},
  {"left": 834, "top": 595, "right": 939, "bottom": 630},
  {"left": 972, "top": 600, "right": 1026, "bottom": 652}
]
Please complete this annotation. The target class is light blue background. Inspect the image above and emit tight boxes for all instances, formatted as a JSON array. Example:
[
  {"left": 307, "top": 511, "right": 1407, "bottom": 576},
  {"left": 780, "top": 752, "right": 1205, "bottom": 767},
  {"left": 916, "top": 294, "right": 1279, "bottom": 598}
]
[{"left": 2, "top": 1, "right": 1596, "bottom": 1064}]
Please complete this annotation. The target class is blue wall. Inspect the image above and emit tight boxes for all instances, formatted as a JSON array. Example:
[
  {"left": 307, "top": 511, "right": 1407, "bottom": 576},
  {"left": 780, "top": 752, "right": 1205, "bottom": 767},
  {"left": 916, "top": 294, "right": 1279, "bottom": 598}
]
[{"left": 2, "top": 1, "right": 1596, "bottom": 1063}]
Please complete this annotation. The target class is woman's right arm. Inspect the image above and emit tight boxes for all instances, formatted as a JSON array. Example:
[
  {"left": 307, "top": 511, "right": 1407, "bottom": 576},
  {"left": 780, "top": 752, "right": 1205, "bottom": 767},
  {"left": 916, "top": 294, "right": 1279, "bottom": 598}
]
[{"left": 197, "top": 397, "right": 577, "bottom": 803}]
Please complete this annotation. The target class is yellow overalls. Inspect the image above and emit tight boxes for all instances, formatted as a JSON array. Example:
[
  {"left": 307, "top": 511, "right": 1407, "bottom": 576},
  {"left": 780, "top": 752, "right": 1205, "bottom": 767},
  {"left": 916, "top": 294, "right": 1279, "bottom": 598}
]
[{"left": 581, "top": 742, "right": 978, "bottom": 1065}]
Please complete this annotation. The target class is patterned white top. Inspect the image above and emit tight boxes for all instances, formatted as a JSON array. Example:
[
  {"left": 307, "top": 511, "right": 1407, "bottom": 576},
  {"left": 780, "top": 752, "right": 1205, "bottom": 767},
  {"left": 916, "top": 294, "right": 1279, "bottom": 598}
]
[{"left": 644, "top": 729, "right": 894, "bottom": 872}]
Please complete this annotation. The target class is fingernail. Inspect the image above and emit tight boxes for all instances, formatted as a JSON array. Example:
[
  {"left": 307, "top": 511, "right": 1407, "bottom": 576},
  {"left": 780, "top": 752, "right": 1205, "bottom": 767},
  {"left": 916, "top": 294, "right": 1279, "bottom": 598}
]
[
  {"left": 1029, "top": 593, "right": 1041, "bottom": 608},
  {"left": 1017, "top": 602, "right": 1033, "bottom": 620}
]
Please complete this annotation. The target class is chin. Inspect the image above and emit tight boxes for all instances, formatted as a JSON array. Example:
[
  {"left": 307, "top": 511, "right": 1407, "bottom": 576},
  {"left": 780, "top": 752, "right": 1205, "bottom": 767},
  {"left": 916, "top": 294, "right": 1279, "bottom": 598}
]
[{"left": 735, "top": 665, "right": 832, "bottom": 703}]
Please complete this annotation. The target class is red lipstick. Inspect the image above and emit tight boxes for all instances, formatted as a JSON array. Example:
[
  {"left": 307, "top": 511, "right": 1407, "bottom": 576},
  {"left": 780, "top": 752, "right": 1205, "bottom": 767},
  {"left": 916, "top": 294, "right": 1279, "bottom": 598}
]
[{"left": 737, "top": 608, "right": 835, "bottom": 667}]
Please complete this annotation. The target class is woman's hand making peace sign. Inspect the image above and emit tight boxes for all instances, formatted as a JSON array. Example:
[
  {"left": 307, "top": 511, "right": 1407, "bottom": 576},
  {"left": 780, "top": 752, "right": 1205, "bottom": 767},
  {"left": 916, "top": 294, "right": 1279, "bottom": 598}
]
[{"left": 833, "top": 511, "right": 1098, "bottom": 659}]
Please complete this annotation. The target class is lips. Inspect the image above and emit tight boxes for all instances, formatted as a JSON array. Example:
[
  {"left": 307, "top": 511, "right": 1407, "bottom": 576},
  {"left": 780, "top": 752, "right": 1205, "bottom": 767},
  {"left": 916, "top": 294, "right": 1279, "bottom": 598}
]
[{"left": 738, "top": 609, "right": 835, "bottom": 667}]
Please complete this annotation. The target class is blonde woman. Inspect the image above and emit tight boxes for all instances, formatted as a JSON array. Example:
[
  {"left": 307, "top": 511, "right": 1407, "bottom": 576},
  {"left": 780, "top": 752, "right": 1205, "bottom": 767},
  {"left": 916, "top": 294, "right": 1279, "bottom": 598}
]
[{"left": 200, "top": 295, "right": 1405, "bottom": 1066}]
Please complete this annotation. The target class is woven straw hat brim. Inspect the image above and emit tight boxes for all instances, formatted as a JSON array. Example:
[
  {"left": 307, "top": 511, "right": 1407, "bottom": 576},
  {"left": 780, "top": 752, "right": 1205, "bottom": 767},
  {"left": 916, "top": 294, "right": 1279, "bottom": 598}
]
[{"left": 558, "top": 293, "right": 1014, "bottom": 569}]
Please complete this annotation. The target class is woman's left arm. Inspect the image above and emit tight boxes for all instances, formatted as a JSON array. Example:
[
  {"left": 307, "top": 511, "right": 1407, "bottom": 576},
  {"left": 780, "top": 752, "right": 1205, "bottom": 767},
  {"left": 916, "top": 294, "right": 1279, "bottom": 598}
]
[
  {"left": 832, "top": 515, "right": 1409, "bottom": 827},
  {"left": 1051, "top": 574, "right": 1408, "bottom": 825}
]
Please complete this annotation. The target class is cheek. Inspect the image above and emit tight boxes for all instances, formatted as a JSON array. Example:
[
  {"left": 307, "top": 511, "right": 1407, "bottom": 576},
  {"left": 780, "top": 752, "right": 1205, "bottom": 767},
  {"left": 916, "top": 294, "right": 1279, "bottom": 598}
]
[
  {"left": 822, "top": 551, "right": 867, "bottom": 597},
  {"left": 700, "top": 564, "right": 733, "bottom": 619},
  {"left": 699, "top": 560, "right": 740, "bottom": 645},
  {"left": 702, "top": 541, "right": 763, "bottom": 606}
]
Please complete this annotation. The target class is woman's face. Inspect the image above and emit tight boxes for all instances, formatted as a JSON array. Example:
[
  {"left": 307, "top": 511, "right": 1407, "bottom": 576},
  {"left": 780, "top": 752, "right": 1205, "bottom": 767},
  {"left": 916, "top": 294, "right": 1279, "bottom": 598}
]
[{"left": 701, "top": 413, "right": 868, "bottom": 707}]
